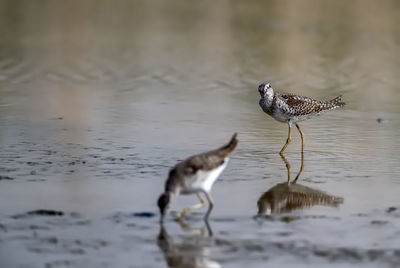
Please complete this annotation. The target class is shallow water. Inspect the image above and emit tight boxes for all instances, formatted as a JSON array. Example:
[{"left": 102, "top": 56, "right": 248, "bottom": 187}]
[{"left": 1, "top": 0, "right": 400, "bottom": 267}]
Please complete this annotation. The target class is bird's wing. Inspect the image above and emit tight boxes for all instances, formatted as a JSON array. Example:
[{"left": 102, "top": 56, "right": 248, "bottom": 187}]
[
  {"left": 277, "top": 93, "right": 322, "bottom": 116},
  {"left": 165, "top": 134, "right": 237, "bottom": 193},
  {"left": 165, "top": 153, "right": 225, "bottom": 190},
  {"left": 182, "top": 154, "right": 225, "bottom": 176},
  {"left": 179, "top": 133, "right": 237, "bottom": 176}
]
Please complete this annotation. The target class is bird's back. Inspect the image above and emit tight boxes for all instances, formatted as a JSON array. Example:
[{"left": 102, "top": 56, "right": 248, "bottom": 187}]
[
  {"left": 277, "top": 92, "right": 343, "bottom": 114},
  {"left": 270, "top": 92, "right": 345, "bottom": 123},
  {"left": 164, "top": 133, "right": 238, "bottom": 194},
  {"left": 258, "top": 182, "right": 344, "bottom": 214}
]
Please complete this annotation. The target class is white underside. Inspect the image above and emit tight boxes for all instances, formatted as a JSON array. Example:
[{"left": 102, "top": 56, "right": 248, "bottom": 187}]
[
  {"left": 183, "top": 158, "right": 228, "bottom": 194},
  {"left": 273, "top": 109, "right": 322, "bottom": 126},
  {"left": 272, "top": 109, "right": 291, "bottom": 123}
]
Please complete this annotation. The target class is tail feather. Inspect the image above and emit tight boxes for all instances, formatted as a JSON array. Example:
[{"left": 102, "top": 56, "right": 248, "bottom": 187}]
[
  {"left": 329, "top": 95, "right": 346, "bottom": 107},
  {"left": 216, "top": 133, "right": 238, "bottom": 157},
  {"left": 321, "top": 95, "right": 345, "bottom": 111}
]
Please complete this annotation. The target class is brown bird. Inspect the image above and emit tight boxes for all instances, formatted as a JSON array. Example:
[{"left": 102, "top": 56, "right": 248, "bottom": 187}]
[
  {"left": 257, "top": 182, "right": 344, "bottom": 215},
  {"left": 157, "top": 133, "right": 238, "bottom": 222},
  {"left": 258, "top": 83, "right": 345, "bottom": 154}
]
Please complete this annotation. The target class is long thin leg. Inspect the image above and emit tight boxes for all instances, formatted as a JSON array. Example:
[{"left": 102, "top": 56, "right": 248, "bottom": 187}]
[
  {"left": 293, "top": 150, "right": 304, "bottom": 183},
  {"left": 203, "top": 192, "right": 215, "bottom": 220},
  {"left": 279, "top": 153, "right": 291, "bottom": 182},
  {"left": 174, "top": 217, "right": 213, "bottom": 237},
  {"left": 295, "top": 123, "right": 305, "bottom": 154},
  {"left": 175, "top": 219, "right": 206, "bottom": 236},
  {"left": 204, "top": 218, "right": 213, "bottom": 237},
  {"left": 280, "top": 125, "right": 292, "bottom": 154},
  {"left": 175, "top": 193, "right": 207, "bottom": 220}
]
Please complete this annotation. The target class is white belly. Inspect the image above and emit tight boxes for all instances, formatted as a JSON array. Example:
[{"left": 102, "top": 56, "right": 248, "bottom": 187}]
[
  {"left": 186, "top": 158, "right": 228, "bottom": 193},
  {"left": 272, "top": 109, "right": 290, "bottom": 123}
]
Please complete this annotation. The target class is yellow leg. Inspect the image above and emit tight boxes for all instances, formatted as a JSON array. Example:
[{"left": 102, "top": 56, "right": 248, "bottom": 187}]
[
  {"left": 175, "top": 219, "right": 206, "bottom": 236},
  {"left": 279, "top": 153, "right": 291, "bottom": 182},
  {"left": 280, "top": 125, "right": 292, "bottom": 154},
  {"left": 204, "top": 192, "right": 215, "bottom": 220},
  {"left": 293, "top": 150, "right": 304, "bottom": 183},
  {"left": 175, "top": 193, "right": 207, "bottom": 220},
  {"left": 295, "top": 123, "right": 305, "bottom": 154},
  {"left": 174, "top": 217, "right": 213, "bottom": 237}
]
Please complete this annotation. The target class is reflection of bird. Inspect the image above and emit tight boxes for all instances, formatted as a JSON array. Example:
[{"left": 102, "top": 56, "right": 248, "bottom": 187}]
[
  {"left": 158, "top": 134, "right": 238, "bottom": 221},
  {"left": 258, "top": 152, "right": 343, "bottom": 215},
  {"left": 157, "top": 224, "right": 221, "bottom": 268},
  {"left": 258, "top": 83, "right": 345, "bottom": 154},
  {"left": 257, "top": 182, "right": 344, "bottom": 215}
]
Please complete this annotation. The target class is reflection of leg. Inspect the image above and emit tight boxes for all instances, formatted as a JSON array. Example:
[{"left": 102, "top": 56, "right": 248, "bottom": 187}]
[
  {"left": 175, "top": 193, "right": 207, "bottom": 220},
  {"left": 293, "top": 151, "right": 304, "bottom": 183},
  {"left": 296, "top": 123, "right": 305, "bottom": 154},
  {"left": 280, "top": 125, "right": 292, "bottom": 154},
  {"left": 174, "top": 217, "right": 213, "bottom": 237},
  {"left": 204, "top": 218, "right": 213, "bottom": 237},
  {"left": 175, "top": 218, "right": 206, "bottom": 236},
  {"left": 204, "top": 192, "right": 215, "bottom": 220},
  {"left": 157, "top": 224, "right": 170, "bottom": 249},
  {"left": 279, "top": 153, "right": 291, "bottom": 182}
]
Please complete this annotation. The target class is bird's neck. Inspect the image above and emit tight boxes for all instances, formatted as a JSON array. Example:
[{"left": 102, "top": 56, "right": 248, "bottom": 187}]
[
  {"left": 261, "top": 94, "right": 274, "bottom": 107},
  {"left": 266, "top": 88, "right": 274, "bottom": 103}
]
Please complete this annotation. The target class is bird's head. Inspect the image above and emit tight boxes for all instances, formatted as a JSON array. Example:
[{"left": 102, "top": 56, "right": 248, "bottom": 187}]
[
  {"left": 157, "top": 192, "right": 171, "bottom": 222},
  {"left": 257, "top": 199, "right": 272, "bottom": 215},
  {"left": 258, "top": 83, "right": 274, "bottom": 99}
]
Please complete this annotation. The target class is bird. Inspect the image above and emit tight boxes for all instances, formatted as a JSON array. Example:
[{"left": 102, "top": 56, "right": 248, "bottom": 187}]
[
  {"left": 157, "top": 133, "right": 238, "bottom": 222},
  {"left": 257, "top": 153, "right": 343, "bottom": 215},
  {"left": 258, "top": 83, "right": 345, "bottom": 154},
  {"left": 257, "top": 181, "right": 344, "bottom": 215}
]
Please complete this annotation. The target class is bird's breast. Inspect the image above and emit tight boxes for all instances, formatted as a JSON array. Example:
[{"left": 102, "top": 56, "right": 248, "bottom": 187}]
[
  {"left": 259, "top": 98, "right": 273, "bottom": 115},
  {"left": 260, "top": 98, "right": 291, "bottom": 123}
]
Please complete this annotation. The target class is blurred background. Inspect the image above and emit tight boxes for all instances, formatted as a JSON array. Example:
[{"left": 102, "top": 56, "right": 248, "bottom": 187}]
[{"left": 1, "top": 0, "right": 400, "bottom": 267}]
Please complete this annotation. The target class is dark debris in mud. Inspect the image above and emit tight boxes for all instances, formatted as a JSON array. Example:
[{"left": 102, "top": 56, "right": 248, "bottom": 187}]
[
  {"left": 387, "top": 207, "right": 398, "bottom": 213},
  {"left": 0, "top": 175, "right": 14, "bottom": 180},
  {"left": 386, "top": 207, "right": 400, "bottom": 218},
  {"left": 11, "top": 210, "right": 81, "bottom": 219},
  {"left": 133, "top": 212, "right": 156, "bottom": 218},
  {"left": 109, "top": 211, "right": 156, "bottom": 224},
  {"left": 370, "top": 220, "right": 389, "bottom": 225},
  {"left": 49, "top": 117, "right": 64, "bottom": 120}
]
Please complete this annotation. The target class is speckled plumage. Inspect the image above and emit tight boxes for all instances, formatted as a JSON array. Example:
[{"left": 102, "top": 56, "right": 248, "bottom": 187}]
[
  {"left": 258, "top": 83, "right": 345, "bottom": 126},
  {"left": 258, "top": 83, "right": 345, "bottom": 154}
]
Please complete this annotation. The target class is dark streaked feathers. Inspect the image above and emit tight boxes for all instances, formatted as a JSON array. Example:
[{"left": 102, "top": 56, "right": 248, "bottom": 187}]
[
  {"left": 257, "top": 182, "right": 344, "bottom": 214},
  {"left": 275, "top": 92, "right": 345, "bottom": 117}
]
